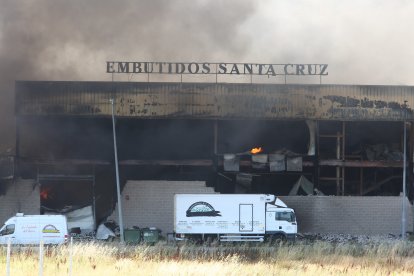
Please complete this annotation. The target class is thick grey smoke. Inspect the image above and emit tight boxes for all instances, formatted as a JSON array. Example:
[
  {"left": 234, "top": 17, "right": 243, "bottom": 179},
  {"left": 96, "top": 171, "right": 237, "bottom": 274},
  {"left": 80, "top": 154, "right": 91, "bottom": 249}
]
[
  {"left": 245, "top": 1, "right": 414, "bottom": 85},
  {"left": 0, "top": 0, "right": 256, "bottom": 151},
  {"left": 0, "top": 0, "right": 255, "bottom": 80},
  {"left": 1, "top": 0, "right": 413, "bottom": 151}
]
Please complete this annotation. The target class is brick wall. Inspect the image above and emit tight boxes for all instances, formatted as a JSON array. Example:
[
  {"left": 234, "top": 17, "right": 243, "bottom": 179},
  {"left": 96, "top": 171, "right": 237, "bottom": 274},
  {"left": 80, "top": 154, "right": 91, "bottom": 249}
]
[
  {"left": 109, "top": 180, "right": 215, "bottom": 235},
  {"left": 280, "top": 196, "right": 413, "bottom": 235},
  {"left": 107, "top": 187, "right": 414, "bottom": 236},
  {"left": 0, "top": 179, "right": 40, "bottom": 224}
]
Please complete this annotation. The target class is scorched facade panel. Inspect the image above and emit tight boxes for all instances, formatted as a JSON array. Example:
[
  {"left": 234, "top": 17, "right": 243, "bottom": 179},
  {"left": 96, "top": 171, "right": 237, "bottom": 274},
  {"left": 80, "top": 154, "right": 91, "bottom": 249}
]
[{"left": 15, "top": 81, "right": 414, "bottom": 120}]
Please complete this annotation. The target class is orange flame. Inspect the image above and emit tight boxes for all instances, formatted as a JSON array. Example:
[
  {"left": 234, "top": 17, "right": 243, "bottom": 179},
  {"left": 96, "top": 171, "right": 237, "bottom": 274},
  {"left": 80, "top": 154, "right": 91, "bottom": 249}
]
[
  {"left": 250, "top": 147, "right": 263, "bottom": 154},
  {"left": 40, "top": 187, "right": 51, "bottom": 200}
]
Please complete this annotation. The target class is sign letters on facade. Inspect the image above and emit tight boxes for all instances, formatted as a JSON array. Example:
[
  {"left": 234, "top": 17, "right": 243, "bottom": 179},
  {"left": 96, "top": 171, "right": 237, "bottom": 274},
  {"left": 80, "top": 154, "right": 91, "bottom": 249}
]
[{"left": 106, "top": 61, "right": 328, "bottom": 77}]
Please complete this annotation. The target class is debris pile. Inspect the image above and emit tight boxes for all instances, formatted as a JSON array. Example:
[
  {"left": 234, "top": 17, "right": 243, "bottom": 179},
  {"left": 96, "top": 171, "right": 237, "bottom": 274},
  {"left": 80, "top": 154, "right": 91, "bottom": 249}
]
[
  {"left": 363, "top": 143, "right": 403, "bottom": 161},
  {"left": 300, "top": 233, "right": 401, "bottom": 245}
]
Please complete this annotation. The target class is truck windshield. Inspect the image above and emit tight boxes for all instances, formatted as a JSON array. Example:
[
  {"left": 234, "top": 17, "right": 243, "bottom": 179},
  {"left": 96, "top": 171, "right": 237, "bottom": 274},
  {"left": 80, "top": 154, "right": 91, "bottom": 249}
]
[{"left": 276, "top": 211, "right": 296, "bottom": 223}]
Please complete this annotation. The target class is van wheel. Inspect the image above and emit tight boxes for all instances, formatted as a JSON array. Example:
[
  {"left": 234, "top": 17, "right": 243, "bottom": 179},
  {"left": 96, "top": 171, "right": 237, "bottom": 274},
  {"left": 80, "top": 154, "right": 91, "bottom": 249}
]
[{"left": 107, "top": 236, "right": 115, "bottom": 242}]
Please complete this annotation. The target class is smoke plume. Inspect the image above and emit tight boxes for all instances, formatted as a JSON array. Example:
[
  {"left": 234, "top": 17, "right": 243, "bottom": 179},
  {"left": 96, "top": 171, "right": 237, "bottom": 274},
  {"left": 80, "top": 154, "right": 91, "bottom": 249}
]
[
  {"left": 1, "top": 0, "right": 413, "bottom": 151},
  {"left": 0, "top": 0, "right": 256, "bottom": 151}
]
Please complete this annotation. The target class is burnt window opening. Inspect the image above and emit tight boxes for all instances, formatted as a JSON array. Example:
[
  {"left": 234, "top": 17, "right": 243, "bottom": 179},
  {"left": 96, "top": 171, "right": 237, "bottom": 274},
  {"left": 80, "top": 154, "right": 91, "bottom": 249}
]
[
  {"left": 19, "top": 116, "right": 114, "bottom": 161},
  {"left": 19, "top": 117, "right": 214, "bottom": 161},
  {"left": 117, "top": 119, "right": 214, "bottom": 160},
  {"left": 39, "top": 180, "right": 94, "bottom": 213},
  {"left": 218, "top": 120, "right": 309, "bottom": 155},
  {"left": 317, "top": 121, "right": 407, "bottom": 196},
  {"left": 216, "top": 120, "right": 312, "bottom": 196},
  {"left": 346, "top": 121, "right": 404, "bottom": 162},
  {"left": 16, "top": 115, "right": 411, "bottom": 199},
  {"left": 318, "top": 121, "right": 404, "bottom": 161}
]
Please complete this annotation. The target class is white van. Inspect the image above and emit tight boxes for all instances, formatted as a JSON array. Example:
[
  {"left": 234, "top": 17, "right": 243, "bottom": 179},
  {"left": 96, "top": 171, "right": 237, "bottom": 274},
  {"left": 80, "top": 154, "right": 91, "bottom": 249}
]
[{"left": 0, "top": 213, "right": 69, "bottom": 245}]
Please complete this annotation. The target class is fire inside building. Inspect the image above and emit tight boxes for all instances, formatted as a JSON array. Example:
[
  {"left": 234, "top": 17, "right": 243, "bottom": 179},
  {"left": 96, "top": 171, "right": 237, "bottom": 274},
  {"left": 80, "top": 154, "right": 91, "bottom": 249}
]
[{"left": 2, "top": 66, "right": 414, "bottom": 236}]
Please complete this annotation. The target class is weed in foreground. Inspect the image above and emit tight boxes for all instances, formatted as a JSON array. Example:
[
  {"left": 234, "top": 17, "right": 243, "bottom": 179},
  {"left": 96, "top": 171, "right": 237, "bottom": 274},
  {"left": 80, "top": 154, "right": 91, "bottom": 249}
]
[{"left": 1, "top": 240, "right": 414, "bottom": 275}]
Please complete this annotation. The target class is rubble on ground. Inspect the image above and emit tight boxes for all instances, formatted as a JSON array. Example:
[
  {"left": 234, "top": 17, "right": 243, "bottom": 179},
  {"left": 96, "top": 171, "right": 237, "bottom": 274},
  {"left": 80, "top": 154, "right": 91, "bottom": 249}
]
[{"left": 299, "top": 233, "right": 404, "bottom": 245}]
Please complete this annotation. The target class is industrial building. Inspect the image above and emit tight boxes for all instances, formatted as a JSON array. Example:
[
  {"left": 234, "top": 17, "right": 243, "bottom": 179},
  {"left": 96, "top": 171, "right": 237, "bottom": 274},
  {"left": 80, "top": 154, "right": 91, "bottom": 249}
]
[{"left": 1, "top": 80, "right": 413, "bottom": 235}]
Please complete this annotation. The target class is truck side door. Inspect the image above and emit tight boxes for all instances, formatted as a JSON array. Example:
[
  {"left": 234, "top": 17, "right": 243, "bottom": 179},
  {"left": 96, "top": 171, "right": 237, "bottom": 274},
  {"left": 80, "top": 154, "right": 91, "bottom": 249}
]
[{"left": 239, "top": 204, "right": 253, "bottom": 232}]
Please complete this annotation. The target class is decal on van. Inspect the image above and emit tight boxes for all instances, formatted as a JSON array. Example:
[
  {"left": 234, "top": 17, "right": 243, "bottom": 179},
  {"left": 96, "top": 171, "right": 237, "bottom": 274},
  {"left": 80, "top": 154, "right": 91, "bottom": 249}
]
[
  {"left": 186, "top": 201, "right": 221, "bottom": 217},
  {"left": 42, "top": 224, "right": 60, "bottom": 234}
]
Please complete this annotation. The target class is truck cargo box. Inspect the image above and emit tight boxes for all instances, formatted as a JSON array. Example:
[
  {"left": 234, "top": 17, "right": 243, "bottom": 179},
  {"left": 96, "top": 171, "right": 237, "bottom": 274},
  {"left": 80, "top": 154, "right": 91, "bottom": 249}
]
[{"left": 174, "top": 194, "right": 275, "bottom": 235}]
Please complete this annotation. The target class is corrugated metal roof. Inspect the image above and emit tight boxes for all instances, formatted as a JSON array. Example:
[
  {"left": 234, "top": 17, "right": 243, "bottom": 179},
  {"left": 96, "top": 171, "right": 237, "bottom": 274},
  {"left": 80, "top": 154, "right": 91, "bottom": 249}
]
[{"left": 15, "top": 81, "right": 414, "bottom": 121}]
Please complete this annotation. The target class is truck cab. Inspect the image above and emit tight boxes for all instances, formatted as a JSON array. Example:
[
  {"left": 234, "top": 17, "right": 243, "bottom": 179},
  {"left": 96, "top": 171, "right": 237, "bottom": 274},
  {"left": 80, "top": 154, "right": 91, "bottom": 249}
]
[{"left": 265, "top": 204, "right": 297, "bottom": 240}]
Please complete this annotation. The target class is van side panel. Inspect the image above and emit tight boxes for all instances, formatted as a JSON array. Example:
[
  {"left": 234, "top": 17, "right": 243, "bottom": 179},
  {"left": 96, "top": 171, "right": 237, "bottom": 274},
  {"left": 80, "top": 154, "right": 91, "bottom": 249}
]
[
  {"left": 0, "top": 215, "right": 68, "bottom": 245},
  {"left": 39, "top": 216, "right": 68, "bottom": 244},
  {"left": 19, "top": 217, "right": 41, "bottom": 244}
]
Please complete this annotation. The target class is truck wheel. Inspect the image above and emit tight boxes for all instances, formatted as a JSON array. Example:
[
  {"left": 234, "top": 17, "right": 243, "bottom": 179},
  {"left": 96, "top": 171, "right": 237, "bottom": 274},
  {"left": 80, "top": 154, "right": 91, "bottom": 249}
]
[
  {"left": 188, "top": 234, "right": 203, "bottom": 244},
  {"left": 273, "top": 234, "right": 285, "bottom": 243},
  {"left": 204, "top": 235, "right": 218, "bottom": 245},
  {"left": 267, "top": 234, "right": 285, "bottom": 244}
]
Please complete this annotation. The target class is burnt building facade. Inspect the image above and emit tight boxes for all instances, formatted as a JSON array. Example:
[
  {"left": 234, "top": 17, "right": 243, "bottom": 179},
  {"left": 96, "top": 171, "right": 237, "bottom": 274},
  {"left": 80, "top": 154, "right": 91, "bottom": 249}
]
[{"left": 12, "top": 81, "right": 414, "bottom": 229}]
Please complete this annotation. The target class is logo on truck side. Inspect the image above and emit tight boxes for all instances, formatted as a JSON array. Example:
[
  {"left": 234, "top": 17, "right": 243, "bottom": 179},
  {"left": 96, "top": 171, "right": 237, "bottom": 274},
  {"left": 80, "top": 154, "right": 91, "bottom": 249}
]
[
  {"left": 42, "top": 224, "right": 60, "bottom": 234},
  {"left": 186, "top": 202, "right": 221, "bottom": 217}
]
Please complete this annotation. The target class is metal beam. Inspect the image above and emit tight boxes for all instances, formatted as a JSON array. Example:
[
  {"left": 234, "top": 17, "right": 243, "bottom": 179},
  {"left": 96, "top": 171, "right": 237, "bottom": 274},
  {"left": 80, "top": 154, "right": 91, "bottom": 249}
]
[
  {"left": 120, "top": 159, "right": 213, "bottom": 166},
  {"left": 111, "top": 99, "right": 124, "bottom": 244},
  {"left": 362, "top": 175, "right": 402, "bottom": 195},
  {"left": 319, "top": 160, "right": 403, "bottom": 168},
  {"left": 37, "top": 174, "right": 94, "bottom": 181}
]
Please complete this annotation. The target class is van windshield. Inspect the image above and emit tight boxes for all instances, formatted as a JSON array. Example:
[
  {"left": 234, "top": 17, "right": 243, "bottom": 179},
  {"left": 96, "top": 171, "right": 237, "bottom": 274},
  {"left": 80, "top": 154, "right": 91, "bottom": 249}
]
[
  {"left": 276, "top": 211, "right": 296, "bottom": 223},
  {"left": 0, "top": 224, "right": 15, "bottom": 236}
]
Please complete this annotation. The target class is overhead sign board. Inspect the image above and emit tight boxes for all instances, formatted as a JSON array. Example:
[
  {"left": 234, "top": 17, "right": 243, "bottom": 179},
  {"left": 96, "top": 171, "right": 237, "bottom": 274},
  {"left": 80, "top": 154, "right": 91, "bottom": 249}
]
[{"left": 106, "top": 61, "right": 328, "bottom": 76}]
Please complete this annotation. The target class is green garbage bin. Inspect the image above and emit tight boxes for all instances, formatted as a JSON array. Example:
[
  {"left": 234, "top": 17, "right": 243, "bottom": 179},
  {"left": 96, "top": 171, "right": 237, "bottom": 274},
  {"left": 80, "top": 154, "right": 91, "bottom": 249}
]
[
  {"left": 124, "top": 228, "right": 141, "bottom": 244},
  {"left": 142, "top": 227, "right": 160, "bottom": 244}
]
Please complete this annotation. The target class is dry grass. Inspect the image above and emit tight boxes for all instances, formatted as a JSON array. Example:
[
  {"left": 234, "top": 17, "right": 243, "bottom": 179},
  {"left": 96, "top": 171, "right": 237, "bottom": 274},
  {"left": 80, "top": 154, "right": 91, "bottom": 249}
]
[{"left": 1, "top": 240, "right": 414, "bottom": 275}]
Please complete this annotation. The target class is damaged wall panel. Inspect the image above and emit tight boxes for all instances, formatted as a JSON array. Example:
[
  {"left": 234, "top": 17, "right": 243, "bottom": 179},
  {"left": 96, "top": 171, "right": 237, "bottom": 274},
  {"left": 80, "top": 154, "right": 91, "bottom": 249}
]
[
  {"left": 16, "top": 81, "right": 414, "bottom": 121},
  {"left": 108, "top": 180, "right": 216, "bottom": 235},
  {"left": 0, "top": 179, "right": 40, "bottom": 224},
  {"left": 281, "top": 196, "right": 413, "bottom": 235}
]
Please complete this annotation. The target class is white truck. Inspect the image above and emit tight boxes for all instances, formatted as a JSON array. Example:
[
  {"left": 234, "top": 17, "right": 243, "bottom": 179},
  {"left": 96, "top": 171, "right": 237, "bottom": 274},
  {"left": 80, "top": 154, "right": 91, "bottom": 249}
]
[
  {"left": 0, "top": 213, "right": 69, "bottom": 245},
  {"left": 174, "top": 194, "right": 297, "bottom": 242}
]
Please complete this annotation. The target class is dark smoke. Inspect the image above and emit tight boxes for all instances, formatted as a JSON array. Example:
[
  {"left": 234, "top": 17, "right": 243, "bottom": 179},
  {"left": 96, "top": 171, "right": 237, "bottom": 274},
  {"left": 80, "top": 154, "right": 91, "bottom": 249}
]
[
  {"left": 1, "top": 1, "right": 413, "bottom": 152},
  {"left": 0, "top": 0, "right": 256, "bottom": 152}
]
